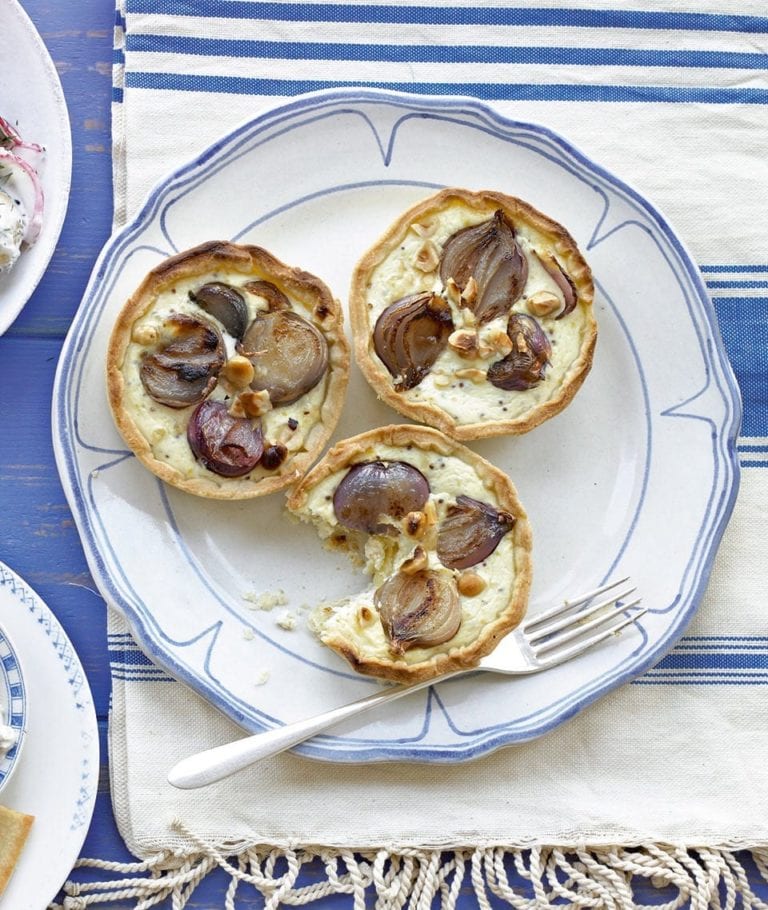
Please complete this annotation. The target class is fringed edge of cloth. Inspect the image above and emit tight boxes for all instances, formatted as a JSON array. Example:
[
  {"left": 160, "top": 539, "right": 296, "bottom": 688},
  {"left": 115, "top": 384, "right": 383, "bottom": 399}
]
[{"left": 51, "top": 826, "right": 768, "bottom": 910}]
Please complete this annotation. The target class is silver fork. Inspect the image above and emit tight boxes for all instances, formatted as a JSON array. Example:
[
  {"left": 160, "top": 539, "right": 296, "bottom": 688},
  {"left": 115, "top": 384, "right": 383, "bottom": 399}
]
[{"left": 168, "top": 577, "right": 643, "bottom": 789}]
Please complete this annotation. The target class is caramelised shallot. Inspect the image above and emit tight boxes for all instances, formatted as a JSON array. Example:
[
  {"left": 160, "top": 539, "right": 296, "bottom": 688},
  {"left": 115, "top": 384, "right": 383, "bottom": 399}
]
[
  {"left": 187, "top": 399, "right": 263, "bottom": 477},
  {"left": 487, "top": 312, "right": 551, "bottom": 391},
  {"left": 439, "top": 210, "right": 528, "bottom": 324},
  {"left": 373, "top": 292, "right": 453, "bottom": 390},
  {"left": 240, "top": 309, "right": 328, "bottom": 405},
  {"left": 189, "top": 282, "right": 249, "bottom": 339},
  {"left": 332, "top": 460, "right": 430, "bottom": 534},
  {"left": 140, "top": 313, "right": 225, "bottom": 408},
  {"left": 534, "top": 250, "right": 577, "bottom": 318},
  {"left": 436, "top": 495, "right": 516, "bottom": 570},
  {"left": 375, "top": 568, "right": 461, "bottom": 654}
]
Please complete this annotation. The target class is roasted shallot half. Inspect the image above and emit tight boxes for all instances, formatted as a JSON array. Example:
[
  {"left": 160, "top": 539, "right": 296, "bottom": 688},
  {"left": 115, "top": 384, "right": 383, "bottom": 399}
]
[
  {"left": 439, "top": 209, "right": 528, "bottom": 324},
  {"left": 139, "top": 313, "right": 225, "bottom": 408},
  {"left": 436, "top": 495, "right": 516, "bottom": 570},
  {"left": 332, "top": 460, "right": 430, "bottom": 534},
  {"left": 187, "top": 399, "right": 264, "bottom": 477},
  {"left": 373, "top": 292, "right": 453, "bottom": 390},
  {"left": 487, "top": 312, "right": 551, "bottom": 391},
  {"left": 189, "top": 282, "right": 249, "bottom": 339},
  {"left": 240, "top": 309, "right": 329, "bottom": 405},
  {"left": 375, "top": 568, "right": 461, "bottom": 654}
]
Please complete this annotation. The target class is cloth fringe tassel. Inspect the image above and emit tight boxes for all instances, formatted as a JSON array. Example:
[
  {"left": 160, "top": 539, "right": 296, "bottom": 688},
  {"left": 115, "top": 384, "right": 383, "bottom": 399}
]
[{"left": 52, "top": 832, "right": 768, "bottom": 910}]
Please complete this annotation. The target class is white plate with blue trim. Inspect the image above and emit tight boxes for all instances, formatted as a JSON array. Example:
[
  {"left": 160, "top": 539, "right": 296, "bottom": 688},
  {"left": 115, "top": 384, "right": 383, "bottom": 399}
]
[
  {"left": 0, "top": 562, "right": 98, "bottom": 909},
  {"left": 0, "top": 621, "right": 26, "bottom": 792},
  {"left": 0, "top": 0, "right": 72, "bottom": 335},
  {"left": 53, "top": 89, "right": 741, "bottom": 763}
]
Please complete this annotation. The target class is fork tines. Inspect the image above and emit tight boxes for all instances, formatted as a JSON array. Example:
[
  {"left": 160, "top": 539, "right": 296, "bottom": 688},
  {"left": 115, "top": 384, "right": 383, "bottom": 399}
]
[{"left": 525, "top": 577, "right": 645, "bottom": 657}]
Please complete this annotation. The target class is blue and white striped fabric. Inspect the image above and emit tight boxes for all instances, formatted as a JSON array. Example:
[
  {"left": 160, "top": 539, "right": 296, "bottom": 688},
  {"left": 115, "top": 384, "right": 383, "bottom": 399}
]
[{"left": 104, "top": 2, "right": 768, "bottom": 904}]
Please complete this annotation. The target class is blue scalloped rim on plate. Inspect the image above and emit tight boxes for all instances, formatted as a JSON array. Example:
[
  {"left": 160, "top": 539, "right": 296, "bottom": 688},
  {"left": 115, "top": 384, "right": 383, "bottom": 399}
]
[
  {"left": 0, "top": 624, "right": 26, "bottom": 789},
  {"left": 53, "top": 88, "right": 742, "bottom": 763}
]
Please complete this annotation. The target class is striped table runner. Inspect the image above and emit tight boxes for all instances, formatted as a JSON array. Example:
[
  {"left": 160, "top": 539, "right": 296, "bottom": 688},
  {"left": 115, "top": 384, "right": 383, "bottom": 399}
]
[{"left": 65, "top": 2, "right": 768, "bottom": 907}]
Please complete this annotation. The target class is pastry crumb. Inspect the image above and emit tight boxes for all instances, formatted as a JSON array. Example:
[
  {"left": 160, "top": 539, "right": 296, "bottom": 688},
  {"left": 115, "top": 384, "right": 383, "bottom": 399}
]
[
  {"left": 275, "top": 610, "right": 297, "bottom": 630},
  {"left": 243, "top": 589, "right": 289, "bottom": 611}
]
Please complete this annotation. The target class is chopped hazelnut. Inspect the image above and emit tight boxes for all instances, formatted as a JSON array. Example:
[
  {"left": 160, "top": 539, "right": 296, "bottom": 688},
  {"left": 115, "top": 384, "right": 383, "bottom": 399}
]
[
  {"left": 477, "top": 328, "right": 514, "bottom": 359},
  {"left": 409, "top": 219, "right": 436, "bottom": 238},
  {"left": 454, "top": 367, "right": 486, "bottom": 384},
  {"left": 448, "top": 329, "right": 479, "bottom": 358},
  {"left": 229, "top": 388, "right": 272, "bottom": 418},
  {"left": 527, "top": 290, "right": 563, "bottom": 318},
  {"left": 461, "top": 275, "right": 478, "bottom": 306},
  {"left": 221, "top": 354, "right": 255, "bottom": 389},
  {"left": 445, "top": 277, "right": 462, "bottom": 306},
  {"left": 457, "top": 572, "right": 487, "bottom": 597},
  {"left": 400, "top": 545, "right": 428, "bottom": 575},
  {"left": 422, "top": 499, "right": 438, "bottom": 527},
  {"left": 414, "top": 240, "right": 440, "bottom": 273},
  {"left": 131, "top": 323, "right": 158, "bottom": 346}
]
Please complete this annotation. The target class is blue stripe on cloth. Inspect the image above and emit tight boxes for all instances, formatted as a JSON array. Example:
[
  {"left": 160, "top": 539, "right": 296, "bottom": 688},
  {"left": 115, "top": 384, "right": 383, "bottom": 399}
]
[
  {"left": 707, "top": 280, "right": 768, "bottom": 288},
  {"left": 112, "top": 671, "right": 177, "bottom": 682},
  {"left": 702, "top": 265, "right": 768, "bottom": 273},
  {"left": 124, "top": 2, "right": 768, "bottom": 33},
  {"left": 126, "top": 35, "right": 768, "bottom": 71},
  {"left": 108, "top": 648, "right": 157, "bottom": 666},
  {"left": 655, "top": 653, "right": 768, "bottom": 670},
  {"left": 712, "top": 297, "right": 768, "bottom": 439},
  {"left": 123, "top": 73, "right": 768, "bottom": 104}
]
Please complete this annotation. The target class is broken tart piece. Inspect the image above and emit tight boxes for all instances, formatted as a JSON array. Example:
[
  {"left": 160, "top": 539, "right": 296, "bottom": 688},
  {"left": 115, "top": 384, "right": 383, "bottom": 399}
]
[
  {"left": 350, "top": 188, "right": 596, "bottom": 440},
  {"left": 287, "top": 424, "right": 532, "bottom": 683},
  {"left": 107, "top": 241, "right": 349, "bottom": 498}
]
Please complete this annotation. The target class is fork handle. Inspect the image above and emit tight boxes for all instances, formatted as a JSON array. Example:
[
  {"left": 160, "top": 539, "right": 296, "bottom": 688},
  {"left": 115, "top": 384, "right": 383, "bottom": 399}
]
[{"left": 168, "top": 669, "right": 464, "bottom": 789}]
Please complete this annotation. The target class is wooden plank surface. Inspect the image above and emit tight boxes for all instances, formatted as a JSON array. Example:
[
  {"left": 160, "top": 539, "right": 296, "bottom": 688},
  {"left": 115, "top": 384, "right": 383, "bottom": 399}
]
[{"left": 3, "top": 2, "right": 765, "bottom": 908}]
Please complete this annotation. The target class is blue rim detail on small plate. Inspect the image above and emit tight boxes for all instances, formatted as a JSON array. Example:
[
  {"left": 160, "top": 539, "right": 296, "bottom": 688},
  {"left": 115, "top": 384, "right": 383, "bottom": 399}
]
[
  {"left": 0, "top": 624, "right": 26, "bottom": 790},
  {"left": 0, "top": 560, "right": 98, "bottom": 907},
  {"left": 52, "top": 88, "right": 742, "bottom": 763}
]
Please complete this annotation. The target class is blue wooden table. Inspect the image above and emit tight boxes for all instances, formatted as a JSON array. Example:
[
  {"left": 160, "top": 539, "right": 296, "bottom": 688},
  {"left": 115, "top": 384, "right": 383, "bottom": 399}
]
[{"left": 3, "top": 3, "right": 766, "bottom": 908}]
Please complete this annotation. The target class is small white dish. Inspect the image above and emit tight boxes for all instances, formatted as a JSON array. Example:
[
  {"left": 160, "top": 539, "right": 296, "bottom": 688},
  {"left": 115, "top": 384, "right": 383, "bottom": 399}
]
[
  {"left": 0, "top": 0, "right": 72, "bottom": 335},
  {"left": 0, "top": 561, "right": 98, "bottom": 909},
  {"left": 0, "top": 623, "right": 26, "bottom": 792},
  {"left": 53, "top": 89, "right": 741, "bottom": 763}
]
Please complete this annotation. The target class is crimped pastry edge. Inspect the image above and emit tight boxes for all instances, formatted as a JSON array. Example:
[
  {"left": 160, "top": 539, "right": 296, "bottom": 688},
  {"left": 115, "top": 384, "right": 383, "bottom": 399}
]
[
  {"left": 287, "top": 423, "right": 533, "bottom": 683},
  {"left": 106, "top": 240, "right": 350, "bottom": 500},
  {"left": 350, "top": 187, "right": 597, "bottom": 440}
]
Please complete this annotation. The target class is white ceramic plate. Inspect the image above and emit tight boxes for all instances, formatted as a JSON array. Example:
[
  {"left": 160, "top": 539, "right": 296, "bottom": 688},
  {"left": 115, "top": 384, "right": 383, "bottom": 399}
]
[
  {"left": 0, "top": 622, "right": 26, "bottom": 791},
  {"left": 0, "top": 0, "right": 72, "bottom": 335},
  {"left": 53, "top": 89, "right": 741, "bottom": 763},
  {"left": 0, "top": 561, "right": 98, "bottom": 908}
]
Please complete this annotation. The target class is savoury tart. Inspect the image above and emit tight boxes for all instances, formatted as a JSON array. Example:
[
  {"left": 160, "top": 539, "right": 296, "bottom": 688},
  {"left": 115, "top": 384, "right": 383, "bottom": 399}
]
[
  {"left": 287, "top": 424, "right": 533, "bottom": 683},
  {"left": 107, "top": 241, "right": 349, "bottom": 499},
  {"left": 350, "top": 188, "right": 596, "bottom": 440}
]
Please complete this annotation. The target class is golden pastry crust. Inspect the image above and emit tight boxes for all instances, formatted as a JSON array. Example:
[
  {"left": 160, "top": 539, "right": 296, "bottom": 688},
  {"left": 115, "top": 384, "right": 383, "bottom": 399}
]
[
  {"left": 350, "top": 188, "right": 596, "bottom": 440},
  {"left": 0, "top": 805, "right": 34, "bottom": 896},
  {"left": 287, "top": 424, "right": 533, "bottom": 683},
  {"left": 107, "top": 241, "right": 349, "bottom": 499}
]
